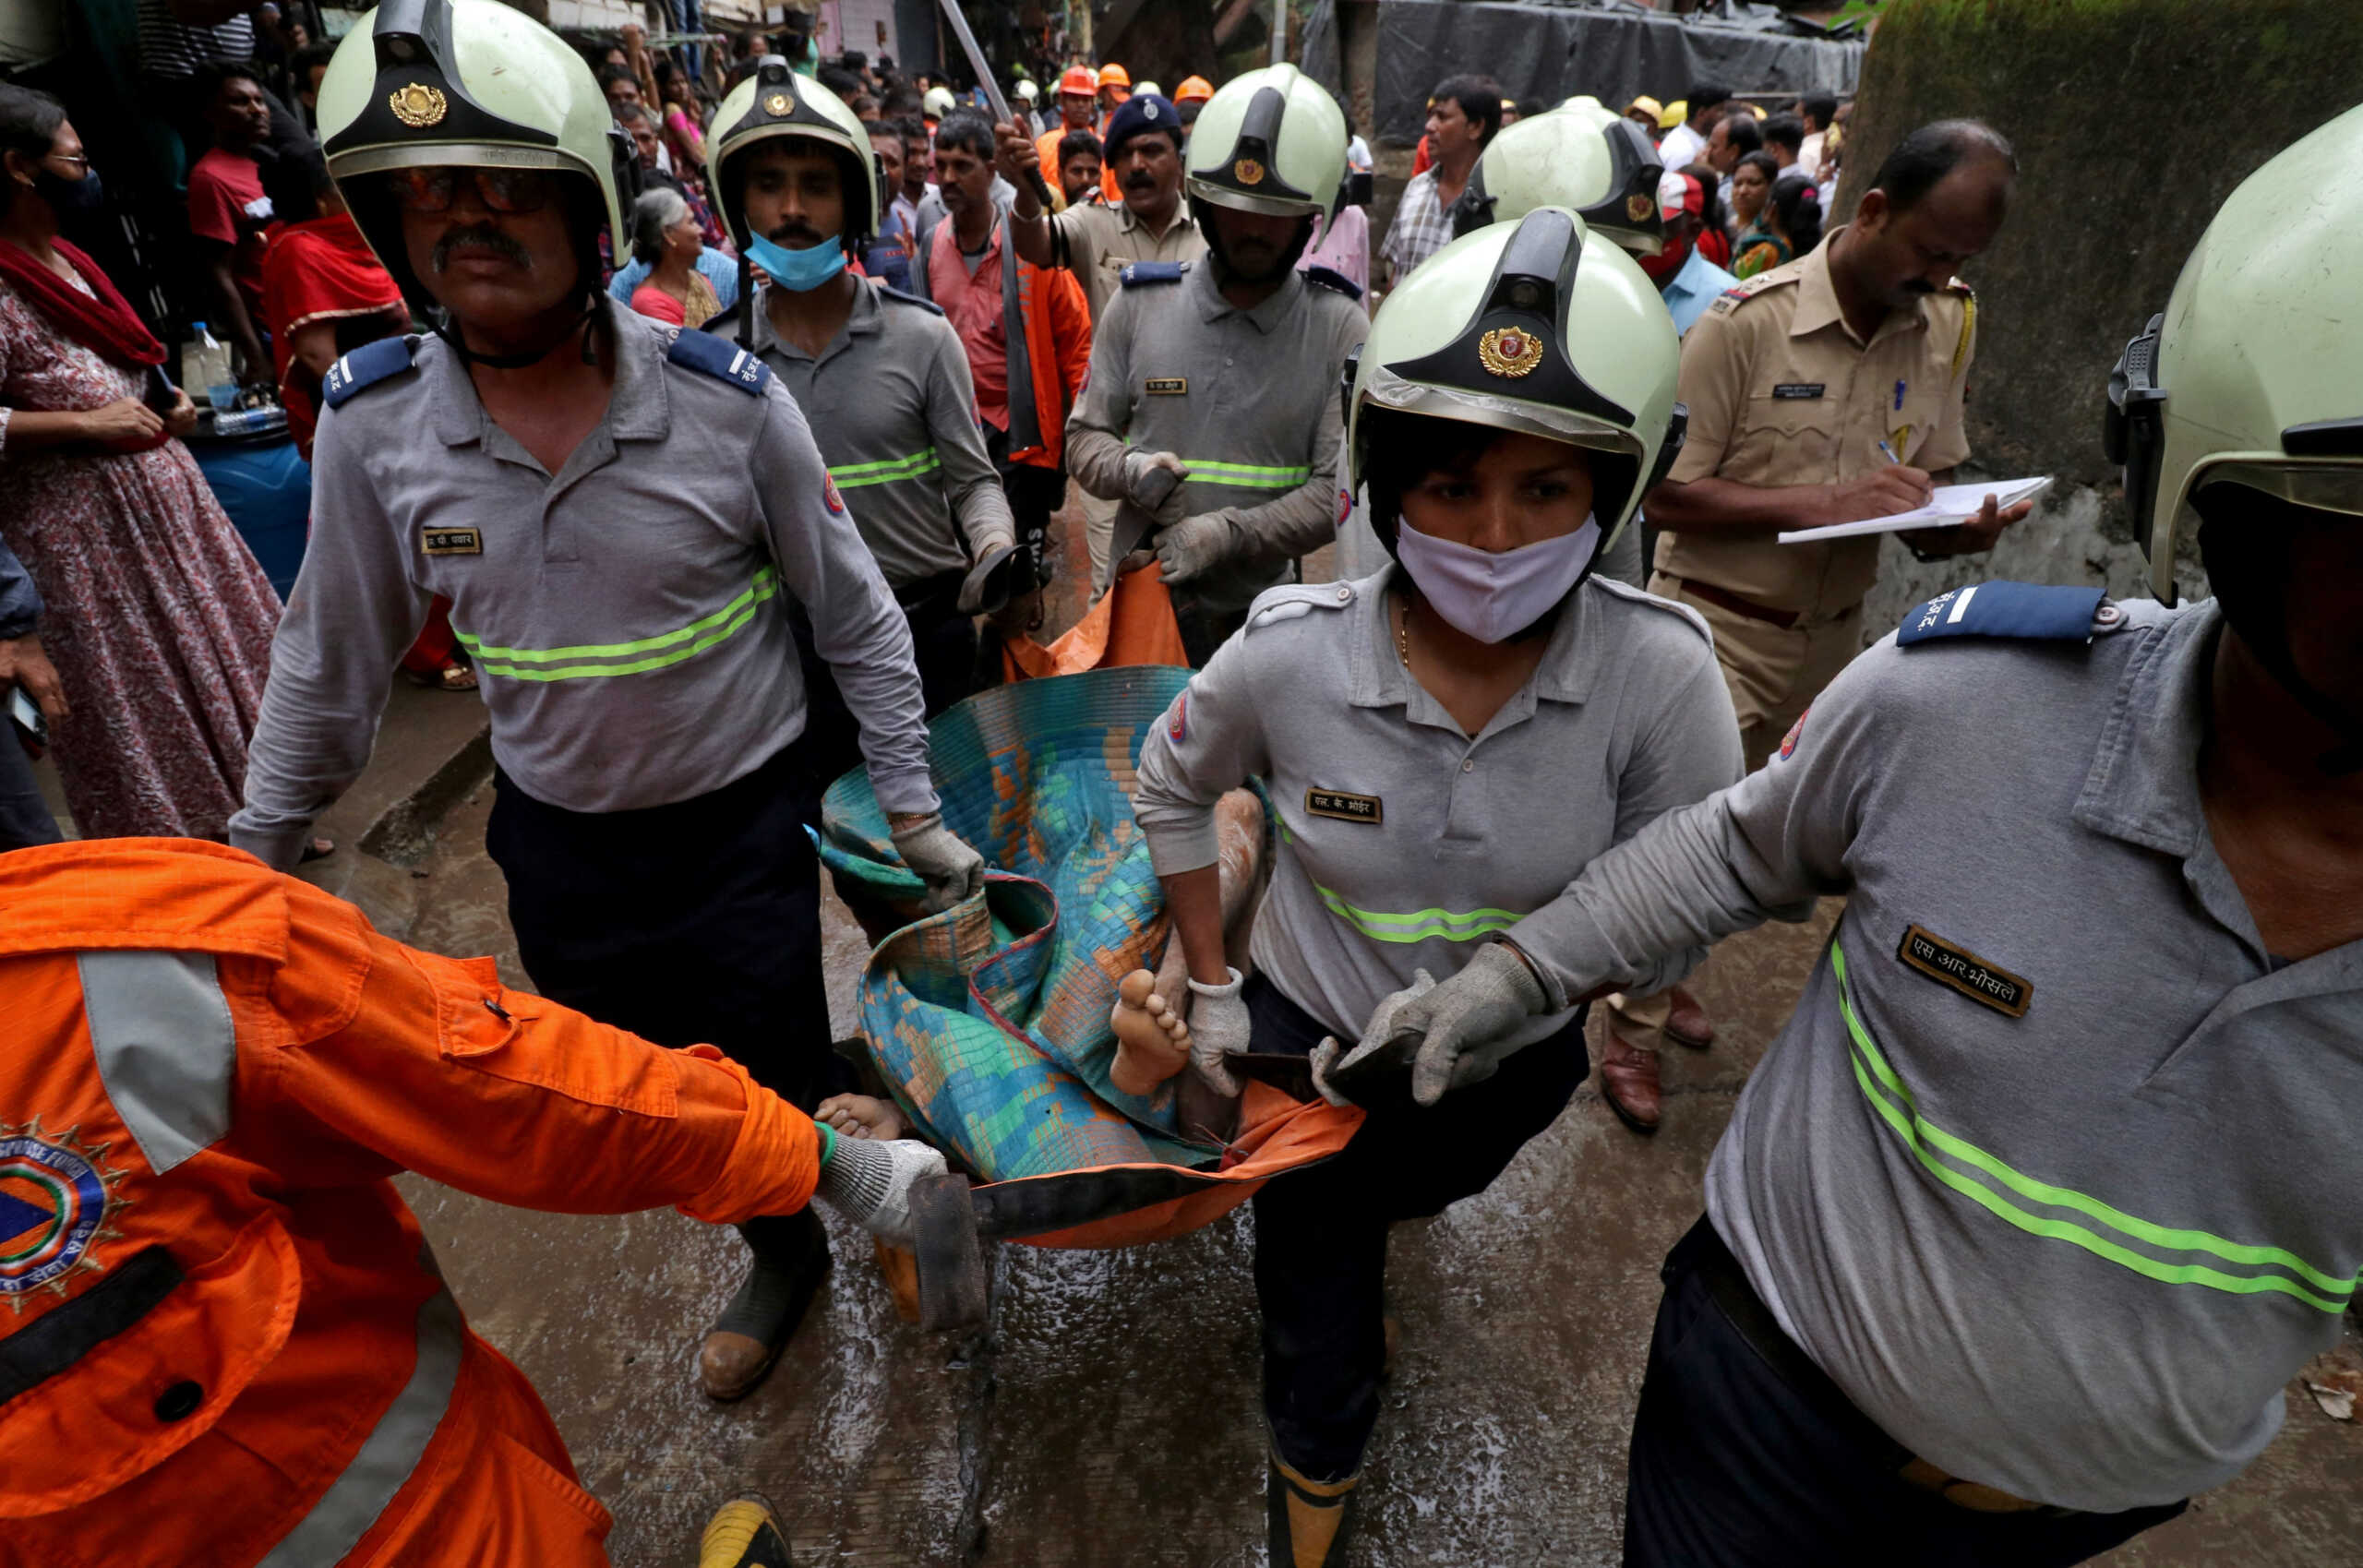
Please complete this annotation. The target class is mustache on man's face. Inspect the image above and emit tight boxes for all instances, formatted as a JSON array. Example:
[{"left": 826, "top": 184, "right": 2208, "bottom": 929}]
[
  {"left": 768, "top": 221, "right": 827, "bottom": 245},
  {"left": 431, "top": 223, "right": 533, "bottom": 273}
]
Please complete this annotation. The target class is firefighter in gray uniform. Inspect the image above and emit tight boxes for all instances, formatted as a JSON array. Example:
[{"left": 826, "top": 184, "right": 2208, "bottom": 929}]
[
  {"left": 704, "top": 62, "right": 1023, "bottom": 793},
  {"left": 1065, "top": 63, "right": 1368, "bottom": 665},
  {"left": 229, "top": 0, "right": 987, "bottom": 1405},
  {"left": 1325, "top": 105, "right": 2363, "bottom": 1566},
  {"left": 1133, "top": 208, "right": 1729, "bottom": 1564}
]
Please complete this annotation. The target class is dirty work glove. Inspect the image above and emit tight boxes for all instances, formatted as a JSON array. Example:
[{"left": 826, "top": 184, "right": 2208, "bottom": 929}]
[
  {"left": 1186, "top": 965, "right": 1253, "bottom": 1096},
  {"left": 1155, "top": 514, "right": 1236, "bottom": 587},
  {"left": 1310, "top": 967, "right": 1436, "bottom": 1107},
  {"left": 1122, "top": 449, "right": 1190, "bottom": 524},
  {"left": 957, "top": 533, "right": 1023, "bottom": 614},
  {"left": 891, "top": 812, "right": 987, "bottom": 913},
  {"left": 1335, "top": 944, "right": 1548, "bottom": 1107},
  {"left": 813, "top": 1132, "right": 946, "bottom": 1248}
]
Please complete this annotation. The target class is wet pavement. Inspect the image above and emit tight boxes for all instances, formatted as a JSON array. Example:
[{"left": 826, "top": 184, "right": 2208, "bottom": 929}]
[{"left": 366, "top": 492, "right": 2360, "bottom": 1565}]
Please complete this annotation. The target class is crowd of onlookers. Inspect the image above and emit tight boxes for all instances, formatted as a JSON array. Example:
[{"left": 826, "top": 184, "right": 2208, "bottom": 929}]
[
  {"left": 0, "top": 1, "right": 1849, "bottom": 863},
  {"left": 1383, "top": 76, "right": 1845, "bottom": 291}
]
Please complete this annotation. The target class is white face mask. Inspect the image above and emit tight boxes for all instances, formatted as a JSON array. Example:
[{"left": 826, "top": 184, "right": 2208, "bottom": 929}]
[{"left": 1394, "top": 515, "right": 1602, "bottom": 643}]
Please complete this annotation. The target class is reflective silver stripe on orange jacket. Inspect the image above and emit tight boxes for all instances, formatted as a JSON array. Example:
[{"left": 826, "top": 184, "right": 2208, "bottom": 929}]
[
  {"left": 77, "top": 952, "right": 234, "bottom": 1176},
  {"left": 255, "top": 1284, "right": 464, "bottom": 1566}
]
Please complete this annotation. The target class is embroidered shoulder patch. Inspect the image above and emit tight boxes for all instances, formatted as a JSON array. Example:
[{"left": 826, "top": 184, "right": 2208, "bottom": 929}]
[
  {"left": 1778, "top": 705, "right": 1809, "bottom": 760},
  {"left": 1121, "top": 261, "right": 1188, "bottom": 288},
  {"left": 666, "top": 329, "right": 773, "bottom": 395},
  {"left": 320, "top": 336, "right": 418, "bottom": 409},
  {"left": 0, "top": 1119, "right": 128, "bottom": 1308},
  {"left": 1897, "top": 581, "right": 2107, "bottom": 647}
]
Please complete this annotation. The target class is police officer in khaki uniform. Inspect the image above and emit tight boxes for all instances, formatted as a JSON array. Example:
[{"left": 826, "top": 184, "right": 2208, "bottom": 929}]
[{"left": 1648, "top": 119, "right": 2035, "bottom": 770}]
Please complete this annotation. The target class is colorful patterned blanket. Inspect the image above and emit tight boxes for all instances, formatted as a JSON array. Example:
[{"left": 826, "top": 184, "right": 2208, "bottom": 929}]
[{"left": 816, "top": 667, "right": 1215, "bottom": 1180}]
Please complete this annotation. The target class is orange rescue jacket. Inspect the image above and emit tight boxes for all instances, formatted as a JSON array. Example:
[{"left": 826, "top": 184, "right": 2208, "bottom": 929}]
[{"left": 0, "top": 839, "right": 822, "bottom": 1565}]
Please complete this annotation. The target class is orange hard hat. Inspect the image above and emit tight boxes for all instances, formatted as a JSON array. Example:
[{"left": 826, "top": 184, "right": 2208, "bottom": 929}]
[
  {"left": 1058, "top": 65, "right": 1098, "bottom": 96},
  {"left": 1098, "top": 62, "right": 1131, "bottom": 89},
  {"left": 1174, "top": 75, "right": 1214, "bottom": 104}
]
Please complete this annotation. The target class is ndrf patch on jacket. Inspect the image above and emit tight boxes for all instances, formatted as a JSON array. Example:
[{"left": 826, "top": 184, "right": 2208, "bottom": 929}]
[{"left": 0, "top": 1118, "right": 125, "bottom": 1307}]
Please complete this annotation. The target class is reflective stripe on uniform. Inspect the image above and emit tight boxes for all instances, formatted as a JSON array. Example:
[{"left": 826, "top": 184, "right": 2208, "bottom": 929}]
[
  {"left": 76, "top": 952, "right": 234, "bottom": 1176},
  {"left": 1181, "top": 459, "right": 1313, "bottom": 490},
  {"left": 1279, "top": 820, "right": 1525, "bottom": 943},
  {"left": 828, "top": 448, "right": 942, "bottom": 490},
  {"left": 1830, "top": 940, "right": 2358, "bottom": 1314},
  {"left": 255, "top": 1285, "right": 466, "bottom": 1566},
  {"left": 456, "top": 567, "right": 782, "bottom": 683},
  {"left": 1310, "top": 885, "right": 1524, "bottom": 943}
]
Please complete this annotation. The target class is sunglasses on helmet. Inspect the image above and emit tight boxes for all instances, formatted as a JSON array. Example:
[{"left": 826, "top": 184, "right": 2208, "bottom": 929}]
[{"left": 386, "top": 166, "right": 558, "bottom": 215}]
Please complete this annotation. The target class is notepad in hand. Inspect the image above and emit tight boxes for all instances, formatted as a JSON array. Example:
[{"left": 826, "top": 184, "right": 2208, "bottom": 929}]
[{"left": 1777, "top": 477, "right": 2051, "bottom": 545}]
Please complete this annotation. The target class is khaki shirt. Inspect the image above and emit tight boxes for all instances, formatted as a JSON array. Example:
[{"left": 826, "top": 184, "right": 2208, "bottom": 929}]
[
  {"left": 1046, "top": 198, "right": 1205, "bottom": 322},
  {"left": 1656, "top": 229, "right": 1977, "bottom": 616}
]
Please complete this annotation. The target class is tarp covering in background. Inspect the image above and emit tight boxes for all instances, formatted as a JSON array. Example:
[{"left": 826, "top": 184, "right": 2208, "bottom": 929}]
[{"left": 1304, "top": 0, "right": 1864, "bottom": 147}]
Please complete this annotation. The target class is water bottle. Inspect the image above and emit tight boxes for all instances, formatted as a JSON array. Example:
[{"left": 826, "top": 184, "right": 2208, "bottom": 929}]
[{"left": 187, "top": 321, "right": 238, "bottom": 411}]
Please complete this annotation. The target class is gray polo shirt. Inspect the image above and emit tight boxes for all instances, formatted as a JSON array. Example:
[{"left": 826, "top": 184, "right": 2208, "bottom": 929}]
[
  {"left": 1133, "top": 569, "right": 1740, "bottom": 1045},
  {"left": 747, "top": 279, "right": 1013, "bottom": 589},
  {"left": 230, "top": 303, "right": 936, "bottom": 870},
  {"left": 1509, "top": 593, "right": 2363, "bottom": 1512},
  {"left": 1044, "top": 197, "right": 1205, "bottom": 322},
  {"left": 1065, "top": 261, "right": 1367, "bottom": 618}
]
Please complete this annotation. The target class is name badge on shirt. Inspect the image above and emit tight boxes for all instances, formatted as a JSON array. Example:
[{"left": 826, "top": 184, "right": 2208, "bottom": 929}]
[
  {"left": 1145, "top": 377, "right": 1188, "bottom": 395},
  {"left": 1771, "top": 383, "right": 1826, "bottom": 400},
  {"left": 1306, "top": 788, "right": 1383, "bottom": 826},
  {"left": 1896, "top": 924, "right": 2031, "bottom": 1018},
  {"left": 420, "top": 527, "right": 483, "bottom": 557}
]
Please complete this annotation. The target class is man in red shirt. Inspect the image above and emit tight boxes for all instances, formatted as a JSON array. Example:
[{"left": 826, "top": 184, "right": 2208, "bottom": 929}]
[
  {"left": 914, "top": 111, "right": 1091, "bottom": 647},
  {"left": 186, "top": 58, "right": 277, "bottom": 383}
]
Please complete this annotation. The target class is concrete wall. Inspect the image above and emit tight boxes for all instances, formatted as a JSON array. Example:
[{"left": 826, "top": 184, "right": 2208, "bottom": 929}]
[{"left": 1843, "top": 0, "right": 2363, "bottom": 628}]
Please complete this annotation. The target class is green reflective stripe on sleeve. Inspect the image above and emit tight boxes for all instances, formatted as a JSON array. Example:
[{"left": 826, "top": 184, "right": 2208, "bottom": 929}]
[
  {"left": 1830, "top": 940, "right": 2357, "bottom": 1313},
  {"left": 456, "top": 568, "right": 781, "bottom": 682},
  {"left": 829, "top": 448, "right": 942, "bottom": 488},
  {"left": 1181, "top": 459, "right": 1314, "bottom": 490}
]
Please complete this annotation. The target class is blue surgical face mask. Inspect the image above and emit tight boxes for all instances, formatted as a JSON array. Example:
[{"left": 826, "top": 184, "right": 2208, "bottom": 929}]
[{"left": 747, "top": 231, "right": 850, "bottom": 292}]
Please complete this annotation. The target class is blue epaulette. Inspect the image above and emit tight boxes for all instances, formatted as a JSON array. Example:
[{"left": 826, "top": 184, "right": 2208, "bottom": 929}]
[
  {"left": 1301, "top": 265, "right": 1361, "bottom": 301},
  {"left": 320, "top": 336, "right": 418, "bottom": 409},
  {"left": 1121, "top": 261, "right": 1189, "bottom": 288},
  {"left": 878, "top": 284, "right": 944, "bottom": 316},
  {"left": 665, "top": 329, "right": 773, "bottom": 395},
  {"left": 1898, "top": 581, "right": 2117, "bottom": 647}
]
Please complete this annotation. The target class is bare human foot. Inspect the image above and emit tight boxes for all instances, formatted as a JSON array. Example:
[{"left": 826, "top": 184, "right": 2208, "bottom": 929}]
[
  {"left": 1110, "top": 968, "right": 1193, "bottom": 1095},
  {"left": 817, "top": 1093, "right": 909, "bottom": 1143}
]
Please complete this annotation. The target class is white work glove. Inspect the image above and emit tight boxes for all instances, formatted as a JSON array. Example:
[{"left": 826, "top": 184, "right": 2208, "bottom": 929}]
[
  {"left": 891, "top": 812, "right": 987, "bottom": 913},
  {"left": 1319, "top": 943, "right": 1548, "bottom": 1107},
  {"left": 1310, "top": 967, "right": 1435, "bottom": 1107},
  {"left": 1121, "top": 449, "right": 1190, "bottom": 524},
  {"left": 1185, "top": 965, "right": 1253, "bottom": 1095},
  {"left": 813, "top": 1134, "right": 947, "bottom": 1248},
  {"left": 1155, "top": 513, "right": 1236, "bottom": 587}
]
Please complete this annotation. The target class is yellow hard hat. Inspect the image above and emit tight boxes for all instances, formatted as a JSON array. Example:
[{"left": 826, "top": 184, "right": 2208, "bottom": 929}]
[
  {"left": 1658, "top": 99, "right": 1685, "bottom": 130},
  {"left": 1626, "top": 95, "right": 1662, "bottom": 121}
]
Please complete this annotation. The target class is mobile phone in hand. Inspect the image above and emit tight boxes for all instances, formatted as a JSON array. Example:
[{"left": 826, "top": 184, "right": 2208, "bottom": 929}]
[{"left": 10, "top": 686, "right": 46, "bottom": 758}]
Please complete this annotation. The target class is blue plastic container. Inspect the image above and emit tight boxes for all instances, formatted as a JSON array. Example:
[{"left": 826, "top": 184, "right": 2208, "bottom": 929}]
[{"left": 191, "top": 435, "right": 311, "bottom": 600}]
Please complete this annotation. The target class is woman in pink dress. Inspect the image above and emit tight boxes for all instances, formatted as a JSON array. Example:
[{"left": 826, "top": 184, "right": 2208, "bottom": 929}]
[{"left": 0, "top": 88, "right": 290, "bottom": 843}]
